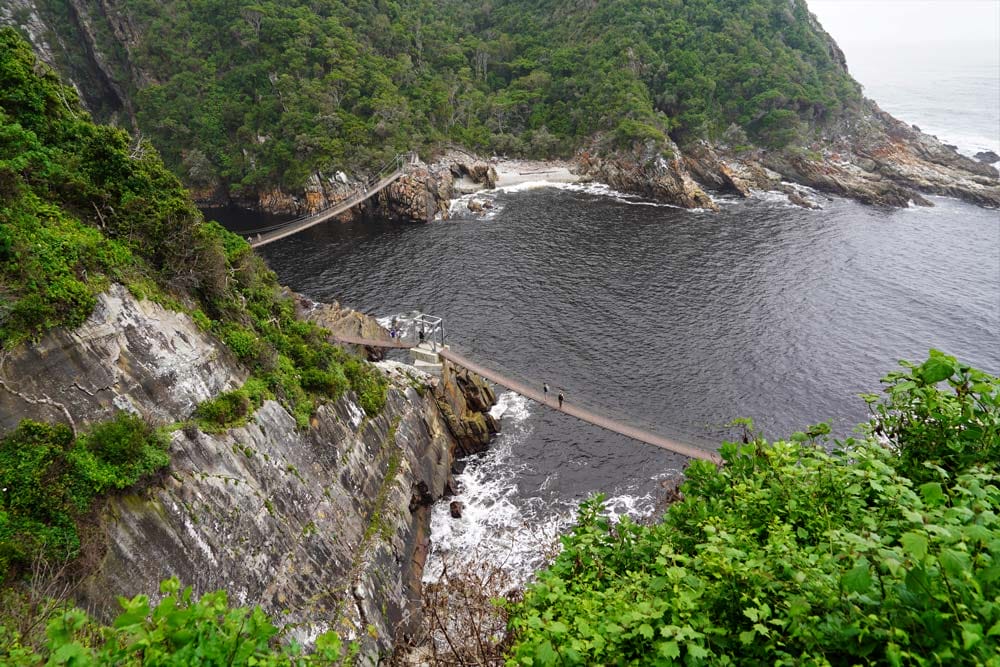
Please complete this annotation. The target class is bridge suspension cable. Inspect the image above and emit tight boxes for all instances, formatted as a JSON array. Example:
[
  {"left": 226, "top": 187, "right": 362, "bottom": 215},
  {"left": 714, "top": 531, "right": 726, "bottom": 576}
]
[
  {"left": 225, "top": 152, "right": 415, "bottom": 241},
  {"left": 325, "top": 330, "right": 720, "bottom": 463}
]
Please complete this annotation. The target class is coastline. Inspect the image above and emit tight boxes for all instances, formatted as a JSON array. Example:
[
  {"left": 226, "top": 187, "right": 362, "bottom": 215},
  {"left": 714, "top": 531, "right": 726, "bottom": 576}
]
[{"left": 490, "top": 158, "right": 581, "bottom": 188}]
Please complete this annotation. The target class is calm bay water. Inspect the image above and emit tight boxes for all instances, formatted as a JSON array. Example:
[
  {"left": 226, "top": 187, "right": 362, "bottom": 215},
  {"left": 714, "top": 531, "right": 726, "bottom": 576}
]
[
  {"left": 211, "top": 23, "right": 1000, "bottom": 571},
  {"left": 241, "top": 186, "right": 1000, "bottom": 572}
]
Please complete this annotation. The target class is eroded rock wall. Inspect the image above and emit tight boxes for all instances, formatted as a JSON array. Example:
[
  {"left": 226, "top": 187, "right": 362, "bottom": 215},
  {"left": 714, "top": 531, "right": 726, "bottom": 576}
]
[
  {"left": 433, "top": 359, "right": 499, "bottom": 457},
  {"left": 0, "top": 284, "right": 243, "bottom": 434},
  {"left": 83, "top": 364, "right": 456, "bottom": 662},
  {"left": 0, "top": 286, "right": 497, "bottom": 663}
]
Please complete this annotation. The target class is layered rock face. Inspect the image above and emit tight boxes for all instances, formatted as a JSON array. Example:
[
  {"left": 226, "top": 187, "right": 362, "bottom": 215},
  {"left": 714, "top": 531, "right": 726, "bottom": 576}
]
[
  {"left": 576, "top": 108, "right": 1000, "bottom": 212},
  {"left": 433, "top": 360, "right": 499, "bottom": 457},
  {"left": 372, "top": 154, "right": 497, "bottom": 223},
  {"left": 577, "top": 139, "right": 720, "bottom": 211},
  {"left": 0, "top": 284, "right": 243, "bottom": 434},
  {"left": 0, "top": 285, "right": 497, "bottom": 663}
]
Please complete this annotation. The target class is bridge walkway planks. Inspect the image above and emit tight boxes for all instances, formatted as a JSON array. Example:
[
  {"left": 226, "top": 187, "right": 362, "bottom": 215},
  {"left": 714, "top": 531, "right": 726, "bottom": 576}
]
[
  {"left": 326, "top": 334, "right": 719, "bottom": 462},
  {"left": 250, "top": 167, "right": 406, "bottom": 248},
  {"left": 437, "top": 347, "right": 720, "bottom": 463}
]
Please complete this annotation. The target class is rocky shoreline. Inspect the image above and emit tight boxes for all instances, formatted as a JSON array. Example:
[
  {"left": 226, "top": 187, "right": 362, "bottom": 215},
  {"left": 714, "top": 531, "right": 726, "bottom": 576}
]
[{"left": 196, "top": 104, "right": 999, "bottom": 221}]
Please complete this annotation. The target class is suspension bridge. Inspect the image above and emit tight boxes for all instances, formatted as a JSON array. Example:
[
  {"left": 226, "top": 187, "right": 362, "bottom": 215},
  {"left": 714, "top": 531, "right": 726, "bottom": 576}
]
[
  {"left": 329, "top": 315, "right": 720, "bottom": 463},
  {"left": 240, "top": 153, "right": 417, "bottom": 248}
]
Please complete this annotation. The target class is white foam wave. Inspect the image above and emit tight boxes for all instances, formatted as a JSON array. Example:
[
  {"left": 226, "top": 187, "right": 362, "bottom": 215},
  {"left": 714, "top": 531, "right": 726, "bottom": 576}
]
[
  {"left": 489, "top": 391, "right": 531, "bottom": 424},
  {"left": 447, "top": 179, "right": 709, "bottom": 214},
  {"left": 425, "top": 389, "right": 661, "bottom": 586},
  {"left": 545, "top": 182, "right": 692, "bottom": 210},
  {"left": 602, "top": 492, "right": 655, "bottom": 522}
]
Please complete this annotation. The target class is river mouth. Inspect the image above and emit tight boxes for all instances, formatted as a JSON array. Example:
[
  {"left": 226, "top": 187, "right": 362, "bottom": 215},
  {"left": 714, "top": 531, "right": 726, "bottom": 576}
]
[{"left": 247, "top": 185, "right": 999, "bottom": 575}]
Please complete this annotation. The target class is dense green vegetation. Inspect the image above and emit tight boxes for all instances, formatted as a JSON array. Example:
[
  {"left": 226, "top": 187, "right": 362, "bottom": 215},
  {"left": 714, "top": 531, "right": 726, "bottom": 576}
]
[
  {"left": 0, "top": 415, "right": 169, "bottom": 576},
  {"left": 0, "top": 27, "right": 386, "bottom": 421},
  {"left": 0, "top": 577, "right": 355, "bottom": 665},
  {"left": 28, "top": 0, "right": 861, "bottom": 197},
  {"left": 0, "top": 25, "right": 387, "bottom": 585},
  {"left": 508, "top": 351, "right": 1000, "bottom": 665}
]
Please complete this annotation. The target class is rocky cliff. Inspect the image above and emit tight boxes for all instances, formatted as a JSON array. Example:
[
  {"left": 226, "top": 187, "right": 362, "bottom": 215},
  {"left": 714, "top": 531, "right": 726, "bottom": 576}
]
[
  {"left": 0, "top": 285, "right": 497, "bottom": 663},
  {"left": 577, "top": 104, "right": 1000, "bottom": 212},
  {"left": 6, "top": 0, "right": 995, "bottom": 214}
]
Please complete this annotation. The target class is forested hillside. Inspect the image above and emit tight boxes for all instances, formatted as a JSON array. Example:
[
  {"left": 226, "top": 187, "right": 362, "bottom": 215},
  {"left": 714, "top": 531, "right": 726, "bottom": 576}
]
[{"left": 19, "top": 0, "right": 861, "bottom": 197}]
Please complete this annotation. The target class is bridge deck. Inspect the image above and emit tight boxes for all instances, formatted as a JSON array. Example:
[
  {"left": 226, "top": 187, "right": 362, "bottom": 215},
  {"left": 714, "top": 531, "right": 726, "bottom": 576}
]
[
  {"left": 438, "top": 348, "right": 719, "bottom": 463},
  {"left": 250, "top": 167, "right": 405, "bottom": 248},
  {"left": 327, "top": 334, "right": 718, "bottom": 462}
]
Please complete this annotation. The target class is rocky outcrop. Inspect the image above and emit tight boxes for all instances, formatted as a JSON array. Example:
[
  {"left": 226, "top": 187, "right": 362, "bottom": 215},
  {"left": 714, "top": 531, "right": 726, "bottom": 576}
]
[
  {"left": 245, "top": 172, "right": 360, "bottom": 217},
  {"left": 449, "top": 159, "right": 497, "bottom": 190},
  {"left": 292, "top": 291, "right": 394, "bottom": 360},
  {"left": 373, "top": 153, "right": 498, "bottom": 223},
  {"left": 683, "top": 141, "right": 777, "bottom": 199},
  {"left": 81, "top": 363, "right": 456, "bottom": 662},
  {"left": 0, "top": 285, "right": 498, "bottom": 663},
  {"left": 432, "top": 359, "right": 499, "bottom": 457},
  {"left": 377, "top": 163, "right": 450, "bottom": 223},
  {"left": 750, "top": 112, "right": 1000, "bottom": 209},
  {"left": 0, "top": 284, "right": 243, "bottom": 434},
  {"left": 583, "top": 103, "right": 1000, "bottom": 211},
  {"left": 975, "top": 151, "right": 1000, "bottom": 165},
  {"left": 577, "top": 139, "right": 719, "bottom": 211}
]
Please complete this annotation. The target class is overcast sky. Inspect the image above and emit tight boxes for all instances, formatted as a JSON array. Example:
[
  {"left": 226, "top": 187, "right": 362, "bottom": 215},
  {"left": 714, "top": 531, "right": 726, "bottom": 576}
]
[{"left": 807, "top": 0, "right": 1000, "bottom": 45}]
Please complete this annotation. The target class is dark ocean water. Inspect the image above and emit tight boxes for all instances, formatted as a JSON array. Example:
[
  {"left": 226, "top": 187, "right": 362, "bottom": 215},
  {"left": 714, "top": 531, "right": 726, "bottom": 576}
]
[
  {"left": 228, "top": 185, "right": 1000, "bottom": 574},
  {"left": 207, "top": 29, "right": 1000, "bottom": 573}
]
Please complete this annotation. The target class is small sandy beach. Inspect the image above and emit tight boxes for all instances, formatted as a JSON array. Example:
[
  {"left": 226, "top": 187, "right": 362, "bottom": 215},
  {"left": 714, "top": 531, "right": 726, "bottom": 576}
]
[{"left": 490, "top": 158, "right": 581, "bottom": 188}]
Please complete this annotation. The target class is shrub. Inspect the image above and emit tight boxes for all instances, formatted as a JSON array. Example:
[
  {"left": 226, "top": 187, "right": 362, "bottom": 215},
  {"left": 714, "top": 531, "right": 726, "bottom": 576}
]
[
  {"left": 300, "top": 367, "right": 350, "bottom": 399},
  {"left": 864, "top": 349, "right": 1000, "bottom": 484},
  {"left": 0, "top": 577, "right": 357, "bottom": 665},
  {"left": 221, "top": 325, "right": 261, "bottom": 362},
  {"left": 613, "top": 118, "right": 667, "bottom": 147},
  {"left": 507, "top": 354, "right": 1000, "bottom": 665},
  {"left": 74, "top": 413, "right": 170, "bottom": 494},
  {"left": 0, "top": 415, "right": 169, "bottom": 578},
  {"left": 194, "top": 389, "right": 253, "bottom": 430},
  {"left": 344, "top": 358, "right": 389, "bottom": 416}
]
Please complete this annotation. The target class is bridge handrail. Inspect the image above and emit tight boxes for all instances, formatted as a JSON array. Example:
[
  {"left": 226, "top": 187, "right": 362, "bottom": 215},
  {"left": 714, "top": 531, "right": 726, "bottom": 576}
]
[{"left": 232, "top": 152, "right": 413, "bottom": 236}]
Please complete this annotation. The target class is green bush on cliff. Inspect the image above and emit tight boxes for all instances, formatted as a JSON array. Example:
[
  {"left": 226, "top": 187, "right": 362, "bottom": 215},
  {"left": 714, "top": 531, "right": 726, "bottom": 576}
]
[
  {"left": 0, "top": 577, "right": 357, "bottom": 665},
  {"left": 507, "top": 352, "right": 1000, "bottom": 665},
  {"left": 0, "top": 415, "right": 169, "bottom": 577},
  {"left": 0, "top": 28, "right": 387, "bottom": 424}
]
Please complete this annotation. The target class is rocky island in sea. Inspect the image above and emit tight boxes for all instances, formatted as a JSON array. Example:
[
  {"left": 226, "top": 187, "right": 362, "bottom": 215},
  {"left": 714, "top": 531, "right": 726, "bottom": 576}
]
[{"left": 1, "top": 0, "right": 998, "bottom": 664}]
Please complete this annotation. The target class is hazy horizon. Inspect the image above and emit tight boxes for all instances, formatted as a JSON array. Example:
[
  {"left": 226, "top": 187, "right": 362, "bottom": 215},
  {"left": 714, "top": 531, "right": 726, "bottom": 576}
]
[
  {"left": 808, "top": 0, "right": 1000, "bottom": 154},
  {"left": 808, "top": 0, "right": 1000, "bottom": 47}
]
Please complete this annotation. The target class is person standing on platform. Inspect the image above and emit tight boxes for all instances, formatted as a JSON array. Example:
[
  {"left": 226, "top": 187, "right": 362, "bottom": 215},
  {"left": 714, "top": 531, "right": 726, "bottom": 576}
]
[
  {"left": 558, "top": 391, "right": 564, "bottom": 409},
  {"left": 543, "top": 383, "right": 550, "bottom": 402}
]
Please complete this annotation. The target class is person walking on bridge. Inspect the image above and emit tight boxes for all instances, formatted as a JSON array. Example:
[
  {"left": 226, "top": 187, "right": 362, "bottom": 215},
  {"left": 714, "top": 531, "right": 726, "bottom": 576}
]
[{"left": 558, "top": 391, "right": 564, "bottom": 409}]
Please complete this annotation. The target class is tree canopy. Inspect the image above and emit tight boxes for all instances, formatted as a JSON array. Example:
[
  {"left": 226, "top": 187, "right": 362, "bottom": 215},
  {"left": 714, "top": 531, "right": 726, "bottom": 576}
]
[{"left": 29, "top": 0, "right": 862, "bottom": 195}]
